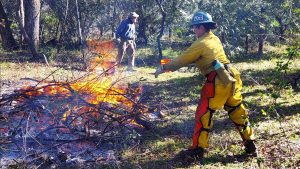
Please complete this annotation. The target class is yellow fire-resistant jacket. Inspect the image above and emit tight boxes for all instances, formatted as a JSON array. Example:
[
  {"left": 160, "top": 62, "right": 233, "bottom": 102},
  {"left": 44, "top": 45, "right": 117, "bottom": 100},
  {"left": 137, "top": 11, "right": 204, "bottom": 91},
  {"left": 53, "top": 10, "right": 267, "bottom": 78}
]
[{"left": 164, "top": 31, "right": 230, "bottom": 75}]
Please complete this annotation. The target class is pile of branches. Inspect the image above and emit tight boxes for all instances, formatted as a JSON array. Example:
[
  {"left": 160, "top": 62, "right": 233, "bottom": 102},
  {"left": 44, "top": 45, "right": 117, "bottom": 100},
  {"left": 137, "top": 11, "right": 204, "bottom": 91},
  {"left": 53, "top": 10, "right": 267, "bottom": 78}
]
[{"left": 0, "top": 73, "right": 153, "bottom": 167}]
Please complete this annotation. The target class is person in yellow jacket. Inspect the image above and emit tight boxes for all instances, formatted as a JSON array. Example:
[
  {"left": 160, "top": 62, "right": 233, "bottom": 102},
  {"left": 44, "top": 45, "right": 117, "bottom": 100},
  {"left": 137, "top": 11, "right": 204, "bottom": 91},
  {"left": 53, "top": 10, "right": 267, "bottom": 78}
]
[{"left": 155, "top": 11, "right": 256, "bottom": 160}]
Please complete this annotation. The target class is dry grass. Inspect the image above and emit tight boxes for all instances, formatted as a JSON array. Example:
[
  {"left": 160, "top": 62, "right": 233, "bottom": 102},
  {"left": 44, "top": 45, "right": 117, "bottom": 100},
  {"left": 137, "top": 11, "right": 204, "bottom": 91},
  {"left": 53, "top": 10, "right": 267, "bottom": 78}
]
[{"left": 0, "top": 50, "right": 299, "bottom": 169}]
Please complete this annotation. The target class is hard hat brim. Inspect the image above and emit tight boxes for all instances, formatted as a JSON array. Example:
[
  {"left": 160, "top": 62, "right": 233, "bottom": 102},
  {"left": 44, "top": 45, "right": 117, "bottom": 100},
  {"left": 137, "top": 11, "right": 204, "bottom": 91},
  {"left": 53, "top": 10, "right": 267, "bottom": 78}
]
[{"left": 190, "top": 21, "right": 216, "bottom": 27}]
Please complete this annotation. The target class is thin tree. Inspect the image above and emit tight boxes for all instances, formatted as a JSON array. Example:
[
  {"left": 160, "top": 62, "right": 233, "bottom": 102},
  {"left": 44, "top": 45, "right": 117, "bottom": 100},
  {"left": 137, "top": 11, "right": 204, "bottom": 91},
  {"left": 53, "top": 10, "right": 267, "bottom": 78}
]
[
  {"left": 75, "top": 0, "right": 83, "bottom": 47},
  {"left": 0, "top": 1, "right": 18, "bottom": 50},
  {"left": 75, "top": 0, "right": 85, "bottom": 63},
  {"left": 16, "top": 0, "right": 39, "bottom": 59},
  {"left": 257, "top": 7, "right": 267, "bottom": 58},
  {"left": 155, "top": 0, "right": 166, "bottom": 63},
  {"left": 24, "top": 0, "right": 41, "bottom": 50},
  {"left": 57, "top": 0, "right": 69, "bottom": 53}
]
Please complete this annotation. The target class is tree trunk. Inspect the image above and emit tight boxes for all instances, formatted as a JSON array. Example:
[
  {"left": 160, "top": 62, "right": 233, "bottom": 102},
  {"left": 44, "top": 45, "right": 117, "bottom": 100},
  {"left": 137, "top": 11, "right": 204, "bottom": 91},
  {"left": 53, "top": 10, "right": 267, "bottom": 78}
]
[
  {"left": 221, "top": 32, "right": 226, "bottom": 44},
  {"left": 24, "top": 0, "right": 41, "bottom": 50},
  {"left": 168, "top": 27, "right": 172, "bottom": 42},
  {"left": 257, "top": 8, "right": 266, "bottom": 58},
  {"left": 137, "top": 17, "right": 148, "bottom": 45},
  {"left": 245, "top": 34, "right": 249, "bottom": 55},
  {"left": 155, "top": 0, "right": 166, "bottom": 63},
  {"left": 40, "top": 23, "right": 44, "bottom": 46},
  {"left": 19, "top": 0, "right": 25, "bottom": 48},
  {"left": 75, "top": 0, "right": 86, "bottom": 65},
  {"left": 56, "top": 0, "right": 68, "bottom": 53},
  {"left": 257, "top": 33, "right": 265, "bottom": 57},
  {"left": 0, "top": 1, "right": 18, "bottom": 50},
  {"left": 75, "top": 0, "right": 83, "bottom": 47},
  {"left": 16, "top": 0, "right": 39, "bottom": 59},
  {"left": 111, "top": 4, "right": 116, "bottom": 38},
  {"left": 258, "top": 39, "right": 263, "bottom": 56},
  {"left": 137, "top": 5, "right": 148, "bottom": 46},
  {"left": 275, "top": 16, "right": 285, "bottom": 42}
]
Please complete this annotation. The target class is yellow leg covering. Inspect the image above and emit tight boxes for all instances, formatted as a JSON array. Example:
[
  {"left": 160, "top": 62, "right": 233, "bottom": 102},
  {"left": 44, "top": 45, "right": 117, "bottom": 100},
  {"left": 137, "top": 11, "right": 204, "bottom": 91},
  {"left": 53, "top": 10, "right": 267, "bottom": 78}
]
[
  {"left": 196, "top": 75, "right": 234, "bottom": 148},
  {"left": 224, "top": 66, "right": 255, "bottom": 141},
  {"left": 198, "top": 110, "right": 213, "bottom": 148},
  {"left": 226, "top": 104, "right": 254, "bottom": 140},
  {"left": 193, "top": 66, "right": 255, "bottom": 149}
]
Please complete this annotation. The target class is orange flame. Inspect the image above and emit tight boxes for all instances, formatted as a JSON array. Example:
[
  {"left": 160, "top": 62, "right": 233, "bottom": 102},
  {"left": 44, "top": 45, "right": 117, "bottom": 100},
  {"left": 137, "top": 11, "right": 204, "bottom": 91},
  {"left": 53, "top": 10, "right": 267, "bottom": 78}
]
[
  {"left": 129, "top": 119, "right": 145, "bottom": 128},
  {"left": 88, "top": 57, "right": 116, "bottom": 74},
  {"left": 19, "top": 79, "right": 143, "bottom": 126},
  {"left": 17, "top": 39, "right": 145, "bottom": 127},
  {"left": 20, "top": 78, "right": 139, "bottom": 108},
  {"left": 71, "top": 78, "right": 134, "bottom": 106},
  {"left": 160, "top": 58, "right": 171, "bottom": 65},
  {"left": 87, "top": 40, "right": 116, "bottom": 59},
  {"left": 86, "top": 40, "right": 117, "bottom": 73}
]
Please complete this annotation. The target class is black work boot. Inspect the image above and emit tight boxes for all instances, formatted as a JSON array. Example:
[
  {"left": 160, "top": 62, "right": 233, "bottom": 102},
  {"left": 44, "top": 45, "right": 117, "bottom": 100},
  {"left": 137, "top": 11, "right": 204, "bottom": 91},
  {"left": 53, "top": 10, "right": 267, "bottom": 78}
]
[
  {"left": 186, "top": 148, "right": 204, "bottom": 159},
  {"left": 175, "top": 147, "right": 204, "bottom": 165},
  {"left": 244, "top": 140, "right": 257, "bottom": 155}
]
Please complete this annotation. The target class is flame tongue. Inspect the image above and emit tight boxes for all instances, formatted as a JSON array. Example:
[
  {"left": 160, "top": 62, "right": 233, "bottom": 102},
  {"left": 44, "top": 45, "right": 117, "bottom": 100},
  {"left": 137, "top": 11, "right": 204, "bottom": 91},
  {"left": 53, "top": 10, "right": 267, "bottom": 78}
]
[
  {"left": 160, "top": 58, "right": 171, "bottom": 65},
  {"left": 87, "top": 40, "right": 117, "bottom": 74},
  {"left": 20, "top": 78, "right": 136, "bottom": 107},
  {"left": 70, "top": 77, "right": 132, "bottom": 106}
]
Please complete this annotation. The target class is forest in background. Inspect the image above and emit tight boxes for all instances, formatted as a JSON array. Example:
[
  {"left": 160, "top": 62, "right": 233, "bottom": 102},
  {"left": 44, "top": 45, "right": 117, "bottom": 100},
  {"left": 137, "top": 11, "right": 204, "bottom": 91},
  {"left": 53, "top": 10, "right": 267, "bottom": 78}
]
[{"left": 0, "top": 0, "right": 299, "bottom": 61}]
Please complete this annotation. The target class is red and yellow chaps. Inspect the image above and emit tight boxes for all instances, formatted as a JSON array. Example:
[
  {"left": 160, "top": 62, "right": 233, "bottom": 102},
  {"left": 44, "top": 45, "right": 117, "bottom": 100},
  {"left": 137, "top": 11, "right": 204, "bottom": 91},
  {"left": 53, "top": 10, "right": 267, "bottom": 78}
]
[{"left": 192, "top": 67, "right": 254, "bottom": 149}]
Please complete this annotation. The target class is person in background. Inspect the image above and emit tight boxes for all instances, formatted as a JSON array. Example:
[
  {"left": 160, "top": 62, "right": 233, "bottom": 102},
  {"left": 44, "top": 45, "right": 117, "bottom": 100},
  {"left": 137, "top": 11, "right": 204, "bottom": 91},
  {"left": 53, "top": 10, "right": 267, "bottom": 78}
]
[
  {"left": 154, "top": 11, "right": 256, "bottom": 161},
  {"left": 115, "top": 12, "right": 139, "bottom": 72}
]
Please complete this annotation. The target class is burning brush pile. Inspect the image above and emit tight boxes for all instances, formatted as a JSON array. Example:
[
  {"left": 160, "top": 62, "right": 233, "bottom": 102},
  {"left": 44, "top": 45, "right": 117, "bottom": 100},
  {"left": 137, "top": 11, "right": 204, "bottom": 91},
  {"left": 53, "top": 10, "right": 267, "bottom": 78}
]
[{"left": 0, "top": 40, "right": 157, "bottom": 168}]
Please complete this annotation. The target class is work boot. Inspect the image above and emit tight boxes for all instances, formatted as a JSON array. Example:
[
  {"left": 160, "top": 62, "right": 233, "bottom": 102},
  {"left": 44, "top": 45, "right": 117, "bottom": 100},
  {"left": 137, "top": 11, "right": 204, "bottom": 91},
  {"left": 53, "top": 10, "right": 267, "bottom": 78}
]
[
  {"left": 244, "top": 140, "right": 257, "bottom": 155},
  {"left": 186, "top": 147, "right": 204, "bottom": 159},
  {"left": 175, "top": 147, "right": 204, "bottom": 165}
]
